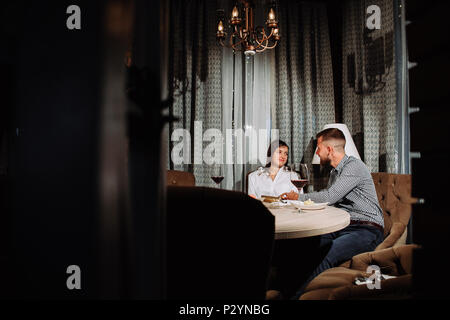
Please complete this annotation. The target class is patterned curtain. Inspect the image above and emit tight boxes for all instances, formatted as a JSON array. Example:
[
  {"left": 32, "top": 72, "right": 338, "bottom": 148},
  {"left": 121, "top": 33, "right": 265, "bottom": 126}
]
[
  {"left": 342, "top": 0, "right": 399, "bottom": 173},
  {"left": 167, "top": 0, "right": 337, "bottom": 187},
  {"left": 168, "top": 0, "right": 275, "bottom": 189},
  {"left": 220, "top": 0, "right": 276, "bottom": 192},
  {"left": 168, "top": 0, "right": 222, "bottom": 187},
  {"left": 274, "top": 0, "right": 336, "bottom": 165}
]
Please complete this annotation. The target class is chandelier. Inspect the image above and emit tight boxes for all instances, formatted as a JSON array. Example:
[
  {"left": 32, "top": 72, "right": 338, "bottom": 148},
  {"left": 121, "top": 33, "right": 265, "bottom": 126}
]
[{"left": 216, "top": 0, "right": 280, "bottom": 55}]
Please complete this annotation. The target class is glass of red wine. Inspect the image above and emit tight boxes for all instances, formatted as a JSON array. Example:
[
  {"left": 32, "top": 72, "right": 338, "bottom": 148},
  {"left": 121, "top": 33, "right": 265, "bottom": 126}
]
[
  {"left": 290, "top": 163, "right": 309, "bottom": 191},
  {"left": 211, "top": 164, "right": 224, "bottom": 188}
]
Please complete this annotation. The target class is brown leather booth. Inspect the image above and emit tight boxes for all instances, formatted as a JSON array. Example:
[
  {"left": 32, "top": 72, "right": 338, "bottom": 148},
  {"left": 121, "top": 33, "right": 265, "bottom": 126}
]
[{"left": 299, "top": 173, "right": 419, "bottom": 300}]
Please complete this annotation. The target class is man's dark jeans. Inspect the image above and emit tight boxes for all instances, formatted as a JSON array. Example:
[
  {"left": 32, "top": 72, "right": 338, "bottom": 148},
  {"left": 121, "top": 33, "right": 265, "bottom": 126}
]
[{"left": 291, "top": 223, "right": 384, "bottom": 300}]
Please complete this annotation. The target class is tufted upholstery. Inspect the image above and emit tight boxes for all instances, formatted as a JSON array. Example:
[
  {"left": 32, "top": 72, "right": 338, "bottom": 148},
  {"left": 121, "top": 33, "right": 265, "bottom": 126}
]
[
  {"left": 296, "top": 173, "right": 419, "bottom": 300},
  {"left": 300, "top": 244, "right": 420, "bottom": 300},
  {"left": 371, "top": 173, "right": 417, "bottom": 250},
  {"left": 167, "top": 170, "right": 195, "bottom": 186}
]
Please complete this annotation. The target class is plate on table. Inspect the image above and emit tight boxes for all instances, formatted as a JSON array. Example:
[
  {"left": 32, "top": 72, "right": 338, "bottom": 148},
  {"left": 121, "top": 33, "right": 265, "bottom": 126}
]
[
  {"left": 289, "top": 200, "right": 329, "bottom": 210},
  {"left": 261, "top": 199, "right": 289, "bottom": 209},
  {"left": 260, "top": 195, "right": 281, "bottom": 203}
]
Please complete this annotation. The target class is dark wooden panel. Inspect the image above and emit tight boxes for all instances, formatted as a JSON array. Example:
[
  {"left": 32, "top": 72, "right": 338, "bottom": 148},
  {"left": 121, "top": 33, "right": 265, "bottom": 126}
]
[
  {"left": 411, "top": 155, "right": 449, "bottom": 212},
  {"left": 405, "top": 0, "right": 434, "bottom": 21},
  {"left": 8, "top": 1, "right": 102, "bottom": 298},
  {"left": 405, "top": 0, "right": 449, "bottom": 299},
  {"left": 410, "top": 107, "right": 450, "bottom": 153},
  {"left": 408, "top": 49, "right": 450, "bottom": 107},
  {"left": 406, "top": 2, "right": 450, "bottom": 62}
]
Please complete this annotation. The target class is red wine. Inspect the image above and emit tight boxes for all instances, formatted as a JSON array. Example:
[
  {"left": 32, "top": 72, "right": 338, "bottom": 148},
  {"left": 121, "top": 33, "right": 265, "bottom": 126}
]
[
  {"left": 291, "top": 179, "right": 308, "bottom": 189},
  {"left": 211, "top": 176, "right": 224, "bottom": 184}
]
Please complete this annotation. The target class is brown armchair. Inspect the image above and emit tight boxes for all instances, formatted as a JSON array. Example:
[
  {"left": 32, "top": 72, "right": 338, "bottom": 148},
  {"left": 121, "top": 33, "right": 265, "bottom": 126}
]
[
  {"left": 167, "top": 170, "right": 195, "bottom": 186},
  {"left": 298, "top": 173, "right": 419, "bottom": 300},
  {"left": 300, "top": 244, "right": 420, "bottom": 300},
  {"left": 371, "top": 173, "right": 417, "bottom": 250}
]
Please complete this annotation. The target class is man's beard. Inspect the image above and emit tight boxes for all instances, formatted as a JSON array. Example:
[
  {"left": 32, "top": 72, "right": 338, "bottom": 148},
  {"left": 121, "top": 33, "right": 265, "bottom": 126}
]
[{"left": 320, "top": 156, "right": 331, "bottom": 166}]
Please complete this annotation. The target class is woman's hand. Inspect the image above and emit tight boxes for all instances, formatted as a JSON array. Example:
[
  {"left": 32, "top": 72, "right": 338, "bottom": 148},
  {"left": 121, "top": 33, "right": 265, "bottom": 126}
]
[
  {"left": 248, "top": 194, "right": 257, "bottom": 199},
  {"left": 280, "top": 191, "right": 299, "bottom": 200}
]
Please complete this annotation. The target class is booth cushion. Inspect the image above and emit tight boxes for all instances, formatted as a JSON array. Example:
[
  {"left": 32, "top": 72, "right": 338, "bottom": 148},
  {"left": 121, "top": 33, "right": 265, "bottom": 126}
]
[{"left": 300, "top": 244, "right": 419, "bottom": 300}]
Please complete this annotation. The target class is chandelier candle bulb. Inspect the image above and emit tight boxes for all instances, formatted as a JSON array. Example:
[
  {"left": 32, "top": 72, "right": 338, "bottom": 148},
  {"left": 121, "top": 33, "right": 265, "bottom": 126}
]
[
  {"left": 217, "top": 20, "right": 225, "bottom": 38},
  {"left": 267, "top": 8, "right": 277, "bottom": 27},
  {"left": 231, "top": 6, "right": 241, "bottom": 25},
  {"left": 232, "top": 6, "right": 239, "bottom": 18},
  {"left": 268, "top": 8, "right": 275, "bottom": 20}
]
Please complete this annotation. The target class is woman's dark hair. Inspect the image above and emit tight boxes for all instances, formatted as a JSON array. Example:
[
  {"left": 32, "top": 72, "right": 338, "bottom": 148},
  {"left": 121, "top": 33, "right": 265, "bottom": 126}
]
[{"left": 265, "top": 140, "right": 289, "bottom": 167}]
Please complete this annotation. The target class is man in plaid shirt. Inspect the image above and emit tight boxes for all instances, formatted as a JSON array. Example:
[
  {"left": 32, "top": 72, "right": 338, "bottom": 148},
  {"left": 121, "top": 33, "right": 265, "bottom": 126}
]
[{"left": 281, "top": 128, "right": 384, "bottom": 300}]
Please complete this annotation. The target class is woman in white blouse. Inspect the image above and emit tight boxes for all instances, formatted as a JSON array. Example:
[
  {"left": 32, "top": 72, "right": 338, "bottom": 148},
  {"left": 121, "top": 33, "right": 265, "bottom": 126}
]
[{"left": 248, "top": 140, "right": 302, "bottom": 200}]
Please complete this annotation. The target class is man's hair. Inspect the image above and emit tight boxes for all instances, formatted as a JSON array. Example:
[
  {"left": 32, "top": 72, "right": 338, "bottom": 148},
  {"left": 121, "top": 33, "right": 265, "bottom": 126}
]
[{"left": 316, "top": 128, "right": 346, "bottom": 149}]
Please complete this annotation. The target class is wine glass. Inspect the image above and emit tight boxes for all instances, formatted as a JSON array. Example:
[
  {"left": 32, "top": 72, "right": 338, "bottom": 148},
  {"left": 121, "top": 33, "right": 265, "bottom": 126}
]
[
  {"left": 211, "top": 164, "right": 224, "bottom": 188},
  {"left": 299, "top": 163, "right": 310, "bottom": 184},
  {"left": 290, "top": 163, "right": 309, "bottom": 191}
]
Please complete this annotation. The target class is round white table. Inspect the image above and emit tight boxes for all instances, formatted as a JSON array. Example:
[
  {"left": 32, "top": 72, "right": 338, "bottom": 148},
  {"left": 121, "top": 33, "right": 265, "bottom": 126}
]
[{"left": 268, "top": 204, "right": 350, "bottom": 240}]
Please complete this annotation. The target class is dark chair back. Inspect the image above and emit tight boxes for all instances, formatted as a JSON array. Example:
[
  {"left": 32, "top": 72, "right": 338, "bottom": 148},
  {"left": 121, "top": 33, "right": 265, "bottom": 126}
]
[
  {"left": 166, "top": 186, "right": 275, "bottom": 299},
  {"left": 245, "top": 171, "right": 252, "bottom": 194}
]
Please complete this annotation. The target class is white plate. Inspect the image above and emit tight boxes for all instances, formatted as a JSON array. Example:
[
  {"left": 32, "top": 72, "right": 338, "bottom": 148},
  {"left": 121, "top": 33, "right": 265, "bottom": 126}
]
[{"left": 288, "top": 200, "right": 329, "bottom": 210}]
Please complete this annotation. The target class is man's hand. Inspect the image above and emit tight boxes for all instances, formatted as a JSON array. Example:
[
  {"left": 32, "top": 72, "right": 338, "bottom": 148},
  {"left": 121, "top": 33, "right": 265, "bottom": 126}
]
[{"left": 280, "top": 191, "right": 299, "bottom": 200}]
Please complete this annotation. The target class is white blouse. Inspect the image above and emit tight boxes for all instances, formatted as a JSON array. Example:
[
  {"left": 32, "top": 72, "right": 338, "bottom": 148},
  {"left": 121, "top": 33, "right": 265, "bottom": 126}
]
[{"left": 247, "top": 166, "right": 304, "bottom": 199}]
